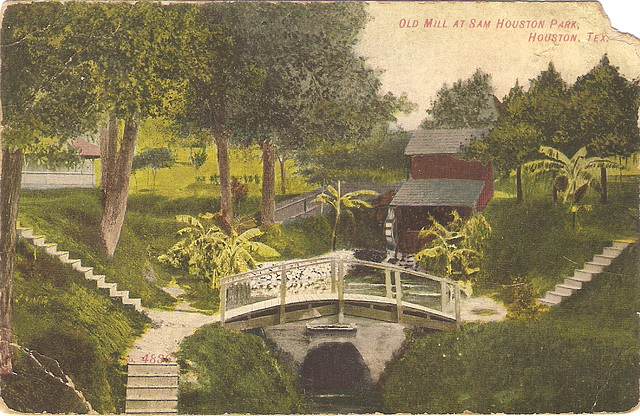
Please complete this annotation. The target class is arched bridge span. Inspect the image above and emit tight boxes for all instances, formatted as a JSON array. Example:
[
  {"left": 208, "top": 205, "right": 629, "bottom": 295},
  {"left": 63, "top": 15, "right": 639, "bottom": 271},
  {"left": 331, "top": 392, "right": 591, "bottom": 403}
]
[{"left": 219, "top": 255, "right": 461, "bottom": 331}]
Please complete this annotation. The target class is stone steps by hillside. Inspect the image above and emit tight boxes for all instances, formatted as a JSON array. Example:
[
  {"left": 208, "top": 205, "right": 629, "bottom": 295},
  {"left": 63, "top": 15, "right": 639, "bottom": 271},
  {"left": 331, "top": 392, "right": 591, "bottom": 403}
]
[
  {"left": 126, "top": 363, "right": 178, "bottom": 414},
  {"left": 17, "top": 227, "right": 144, "bottom": 313},
  {"left": 538, "top": 241, "right": 633, "bottom": 306}
]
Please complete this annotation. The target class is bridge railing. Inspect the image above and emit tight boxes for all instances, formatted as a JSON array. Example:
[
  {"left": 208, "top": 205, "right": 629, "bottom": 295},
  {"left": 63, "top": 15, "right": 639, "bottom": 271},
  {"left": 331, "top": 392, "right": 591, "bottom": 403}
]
[
  {"left": 344, "top": 259, "right": 460, "bottom": 319},
  {"left": 219, "top": 255, "right": 460, "bottom": 325}
]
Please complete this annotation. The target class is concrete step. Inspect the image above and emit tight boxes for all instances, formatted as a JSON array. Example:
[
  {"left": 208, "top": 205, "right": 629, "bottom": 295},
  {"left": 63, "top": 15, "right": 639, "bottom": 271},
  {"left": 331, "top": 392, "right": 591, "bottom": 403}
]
[
  {"left": 542, "top": 291, "right": 564, "bottom": 304},
  {"left": 592, "top": 255, "right": 615, "bottom": 266},
  {"left": 128, "top": 364, "right": 179, "bottom": 377},
  {"left": 53, "top": 251, "right": 70, "bottom": 262},
  {"left": 127, "top": 376, "right": 178, "bottom": 388},
  {"left": 126, "top": 387, "right": 178, "bottom": 401},
  {"left": 71, "top": 261, "right": 87, "bottom": 272},
  {"left": 115, "top": 290, "right": 130, "bottom": 303},
  {"left": 584, "top": 262, "right": 607, "bottom": 273},
  {"left": 554, "top": 285, "right": 576, "bottom": 296},
  {"left": 32, "top": 236, "right": 46, "bottom": 246},
  {"left": 41, "top": 243, "right": 57, "bottom": 255},
  {"left": 538, "top": 296, "right": 561, "bottom": 306},
  {"left": 602, "top": 247, "right": 623, "bottom": 258},
  {"left": 62, "top": 258, "right": 81, "bottom": 267},
  {"left": 124, "top": 399, "right": 177, "bottom": 414},
  {"left": 98, "top": 282, "right": 118, "bottom": 296},
  {"left": 612, "top": 241, "right": 632, "bottom": 250},
  {"left": 17, "top": 227, "right": 34, "bottom": 238},
  {"left": 572, "top": 269, "right": 594, "bottom": 282},
  {"left": 88, "top": 274, "right": 107, "bottom": 286},
  {"left": 563, "top": 278, "right": 583, "bottom": 289},
  {"left": 126, "top": 298, "right": 143, "bottom": 312}
]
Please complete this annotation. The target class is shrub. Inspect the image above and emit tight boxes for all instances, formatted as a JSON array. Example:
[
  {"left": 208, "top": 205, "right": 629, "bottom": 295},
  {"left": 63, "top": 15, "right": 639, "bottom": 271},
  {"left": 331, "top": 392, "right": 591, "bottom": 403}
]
[{"left": 177, "top": 324, "right": 306, "bottom": 414}]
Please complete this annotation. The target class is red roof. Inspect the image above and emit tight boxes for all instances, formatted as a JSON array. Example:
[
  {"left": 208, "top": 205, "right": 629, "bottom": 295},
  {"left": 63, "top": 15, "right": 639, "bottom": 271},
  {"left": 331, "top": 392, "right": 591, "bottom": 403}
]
[{"left": 72, "top": 139, "right": 100, "bottom": 158}]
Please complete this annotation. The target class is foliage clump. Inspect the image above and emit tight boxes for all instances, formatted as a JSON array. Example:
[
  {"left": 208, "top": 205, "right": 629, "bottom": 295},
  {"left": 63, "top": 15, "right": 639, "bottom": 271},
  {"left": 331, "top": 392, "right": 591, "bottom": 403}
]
[
  {"left": 415, "top": 211, "right": 491, "bottom": 290},
  {"left": 159, "top": 213, "right": 279, "bottom": 288},
  {"left": 177, "top": 324, "right": 306, "bottom": 414}
]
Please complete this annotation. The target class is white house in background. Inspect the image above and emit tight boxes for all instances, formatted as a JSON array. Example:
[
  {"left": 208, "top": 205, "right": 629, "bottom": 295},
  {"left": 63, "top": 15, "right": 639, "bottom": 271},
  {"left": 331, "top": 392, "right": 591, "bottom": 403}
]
[{"left": 21, "top": 139, "right": 100, "bottom": 190}]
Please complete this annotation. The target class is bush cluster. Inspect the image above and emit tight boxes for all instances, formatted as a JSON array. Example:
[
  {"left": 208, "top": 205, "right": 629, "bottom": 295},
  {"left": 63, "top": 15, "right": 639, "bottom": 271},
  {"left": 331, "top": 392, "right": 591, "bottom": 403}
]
[{"left": 177, "top": 324, "right": 306, "bottom": 414}]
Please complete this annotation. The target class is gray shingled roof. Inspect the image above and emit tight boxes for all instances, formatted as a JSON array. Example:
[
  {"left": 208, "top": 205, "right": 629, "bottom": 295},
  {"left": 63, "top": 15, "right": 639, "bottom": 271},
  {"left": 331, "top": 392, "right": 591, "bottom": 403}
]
[
  {"left": 390, "top": 179, "right": 484, "bottom": 207},
  {"left": 405, "top": 129, "right": 488, "bottom": 155}
]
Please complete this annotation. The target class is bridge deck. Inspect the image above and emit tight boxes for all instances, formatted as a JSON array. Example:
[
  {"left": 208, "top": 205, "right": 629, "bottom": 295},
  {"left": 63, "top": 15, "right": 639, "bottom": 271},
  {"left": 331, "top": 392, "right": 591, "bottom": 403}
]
[{"left": 224, "top": 293, "right": 456, "bottom": 325}]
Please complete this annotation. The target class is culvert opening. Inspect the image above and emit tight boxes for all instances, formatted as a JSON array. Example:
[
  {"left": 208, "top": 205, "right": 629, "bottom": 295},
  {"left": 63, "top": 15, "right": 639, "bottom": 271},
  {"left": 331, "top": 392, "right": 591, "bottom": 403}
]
[{"left": 299, "top": 342, "right": 373, "bottom": 395}]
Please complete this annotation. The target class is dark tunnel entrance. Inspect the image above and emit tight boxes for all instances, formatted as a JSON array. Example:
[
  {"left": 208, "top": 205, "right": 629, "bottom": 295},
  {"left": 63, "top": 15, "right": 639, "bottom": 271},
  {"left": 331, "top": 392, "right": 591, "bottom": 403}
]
[{"left": 299, "top": 342, "right": 373, "bottom": 395}]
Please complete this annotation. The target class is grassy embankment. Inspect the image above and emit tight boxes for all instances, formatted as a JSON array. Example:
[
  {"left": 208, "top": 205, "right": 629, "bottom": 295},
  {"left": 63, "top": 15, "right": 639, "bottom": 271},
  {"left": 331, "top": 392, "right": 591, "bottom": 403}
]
[
  {"left": 1, "top": 239, "right": 150, "bottom": 413},
  {"left": 380, "top": 244, "right": 639, "bottom": 413},
  {"left": 479, "top": 170, "right": 638, "bottom": 301}
]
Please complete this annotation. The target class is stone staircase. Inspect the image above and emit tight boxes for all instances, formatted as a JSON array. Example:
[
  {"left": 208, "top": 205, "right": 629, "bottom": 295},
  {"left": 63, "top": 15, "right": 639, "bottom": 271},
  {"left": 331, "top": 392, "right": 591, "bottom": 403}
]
[
  {"left": 17, "top": 227, "right": 143, "bottom": 312},
  {"left": 538, "top": 241, "right": 633, "bottom": 306},
  {"left": 125, "top": 363, "right": 179, "bottom": 414}
]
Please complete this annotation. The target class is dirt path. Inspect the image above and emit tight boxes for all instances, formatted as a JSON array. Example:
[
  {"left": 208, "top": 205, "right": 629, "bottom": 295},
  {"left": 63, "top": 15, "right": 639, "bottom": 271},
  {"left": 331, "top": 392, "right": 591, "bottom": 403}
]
[
  {"left": 127, "top": 309, "right": 219, "bottom": 364},
  {"left": 459, "top": 296, "right": 507, "bottom": 322}
]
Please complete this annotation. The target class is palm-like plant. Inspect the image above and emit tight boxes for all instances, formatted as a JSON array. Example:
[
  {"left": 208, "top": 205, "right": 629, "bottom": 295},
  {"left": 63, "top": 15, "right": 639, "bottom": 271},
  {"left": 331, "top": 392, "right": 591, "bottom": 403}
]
[
  {"left": 159, "top": 213, "right": 280, "bottom": 289},
  {"left": 525, "top": 146, "right": 618, "bottom": 203},
  {"left": 315, "top": 181, "right": 376, "bottom": 250},
  {"left": 415, "top": 211, "right": 490, "bottom": 295}
]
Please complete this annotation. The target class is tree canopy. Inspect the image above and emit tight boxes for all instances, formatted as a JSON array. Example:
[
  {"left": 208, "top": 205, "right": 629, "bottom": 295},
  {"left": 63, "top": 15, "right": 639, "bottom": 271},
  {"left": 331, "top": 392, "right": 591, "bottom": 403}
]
[{"left": 421, "top": 69, "right": 499, "bottom": 129}]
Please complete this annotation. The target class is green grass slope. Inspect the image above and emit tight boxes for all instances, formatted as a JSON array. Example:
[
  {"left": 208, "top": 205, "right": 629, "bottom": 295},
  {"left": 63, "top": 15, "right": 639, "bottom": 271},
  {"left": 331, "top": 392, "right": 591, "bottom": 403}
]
[
  {"left": 380, "top": 245, "right": 639, "bottom": 413},
  {"left": 177, "top": 324, "right": 307, "bottom": 414},
  {"left": 18, "top": 189, "right": 180, "bottom": 309},
  {"left": 480, "top": 176, "right": 638, "bottom": 296},
  {"left": 1, "top": 240, "right": 150, "bottom": 413}
]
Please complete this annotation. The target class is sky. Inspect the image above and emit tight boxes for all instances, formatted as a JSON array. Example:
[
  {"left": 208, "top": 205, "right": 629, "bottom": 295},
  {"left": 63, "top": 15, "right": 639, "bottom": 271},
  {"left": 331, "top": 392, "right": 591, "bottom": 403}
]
[
  {"left": 356, "top": 1, "right": 640, "bottom": 130},
  {"left": 0, "top": 0, "right": 636, "bottom": 132}
]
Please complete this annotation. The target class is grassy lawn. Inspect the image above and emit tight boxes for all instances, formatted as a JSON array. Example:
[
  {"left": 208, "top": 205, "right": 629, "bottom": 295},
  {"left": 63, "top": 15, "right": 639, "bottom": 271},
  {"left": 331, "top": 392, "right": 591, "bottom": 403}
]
[{"left": 380, "top": 245, "right": 639, "bottom": 413}]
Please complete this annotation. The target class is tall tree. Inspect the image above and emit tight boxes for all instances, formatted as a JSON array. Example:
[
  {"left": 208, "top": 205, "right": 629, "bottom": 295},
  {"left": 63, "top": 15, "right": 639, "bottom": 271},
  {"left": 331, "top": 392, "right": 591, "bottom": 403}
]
[
  {"left": 170, "top": 3, "right": 263, "bottom": 231},
  {"left": 567, "top": 55, "right": 640, "bottom": 203},
  {"left": 421, "top": 69, "right": 499, "bottom": 129},
  {"left": 225, "top": 3, "right": 402, "bottom": 225},
  {"left": 92, "top": 3, "right": 195, "bottom": 256},
  {"left": 0, "top": 2, "right": 105, "bottom": 374},
  {"left": 465, "top": 64, "right": 569, "bottom": 203}
]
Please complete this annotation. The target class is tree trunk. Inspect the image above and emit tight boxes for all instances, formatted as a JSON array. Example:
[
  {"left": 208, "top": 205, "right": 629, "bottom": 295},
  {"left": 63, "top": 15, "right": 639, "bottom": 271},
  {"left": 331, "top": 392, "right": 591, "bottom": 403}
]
[
  {"left": 0, "top": 148, "right": 23, "bottom": 375},
  {"left": 552, "top": 171, "right": 558, "bottom": 205},
  {"left": 600, "top": 166, "right": 607, "bottom": 204},
  {"left": 278, "top": 154, "right": 286, "bottom": 195},
  {"left": 100, "top": 116, "right": 139, "bottom": 258},
  {"left": 261, "top": 139, "right": 276, "bottom": 225},
  {"left": 214, "top": 135, "right": 232, "bottom": 234},
  {"left": 99, "top": 114, "right": 118, "bottom": 207},
  {"left": 516, "top": 165, "right": 523, "bottom": 203}
]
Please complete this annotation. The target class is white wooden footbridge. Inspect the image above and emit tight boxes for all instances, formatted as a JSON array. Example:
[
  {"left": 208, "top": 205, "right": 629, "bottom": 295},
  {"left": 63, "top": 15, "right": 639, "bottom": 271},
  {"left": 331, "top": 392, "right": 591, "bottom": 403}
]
[{"left": 219, "top": 254, "right": 461, "bottom": 331}]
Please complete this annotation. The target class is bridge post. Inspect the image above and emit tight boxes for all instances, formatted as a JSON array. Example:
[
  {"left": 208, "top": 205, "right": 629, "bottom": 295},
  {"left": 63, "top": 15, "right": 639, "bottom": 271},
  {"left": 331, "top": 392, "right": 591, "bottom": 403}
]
[
  {"left": 394, "top": 270, "right": 403, "bottom": 323},
  {"left": 454, "top": 284, "right": 461, "bottom": 328},
  {"left": 338, "top": 259, "right": 345, "bottom": 323},
  {"left": 220, "top": 282, "right": 227, "bottom": 326},
  {"left": 440, "top": 280, "right": 447, "bottom": 312},
  {"left": 385, "top": 269, "right": 392, "bottom": 298},
  {"left": 279, "top": 264, "right": 287, "bottom": 324}
]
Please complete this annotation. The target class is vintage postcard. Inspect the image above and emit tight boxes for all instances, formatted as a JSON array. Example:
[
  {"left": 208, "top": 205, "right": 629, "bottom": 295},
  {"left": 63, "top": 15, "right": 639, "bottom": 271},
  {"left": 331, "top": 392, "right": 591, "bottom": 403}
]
[{"left": 0, "top": 0, "right": 638, "bottom": 414}]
